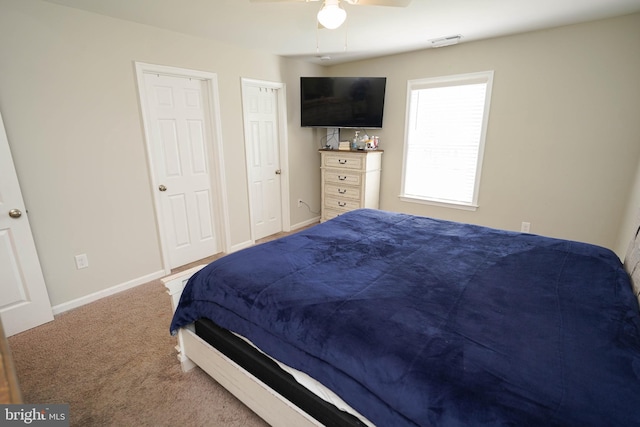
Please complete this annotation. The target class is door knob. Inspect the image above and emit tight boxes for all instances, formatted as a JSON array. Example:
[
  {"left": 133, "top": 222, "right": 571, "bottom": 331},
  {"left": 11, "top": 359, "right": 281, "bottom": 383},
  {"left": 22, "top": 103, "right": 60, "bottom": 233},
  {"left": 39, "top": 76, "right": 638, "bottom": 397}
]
[
  {"left": 9, "top": 209, "right": 22, "bottom": 218},
  {"left": 275, "top": 169, "right": 282, "bottom": 175},
  {"left": 158, "top": 185, "right": 167, "bottom": 192}
]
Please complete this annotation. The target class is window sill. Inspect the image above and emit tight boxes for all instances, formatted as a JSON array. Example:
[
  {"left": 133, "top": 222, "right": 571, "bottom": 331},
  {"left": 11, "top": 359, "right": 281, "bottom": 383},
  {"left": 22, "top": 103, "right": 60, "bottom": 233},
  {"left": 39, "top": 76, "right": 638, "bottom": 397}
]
[{"left": 399, "top": 195, "right": 478, "bottom": 211}]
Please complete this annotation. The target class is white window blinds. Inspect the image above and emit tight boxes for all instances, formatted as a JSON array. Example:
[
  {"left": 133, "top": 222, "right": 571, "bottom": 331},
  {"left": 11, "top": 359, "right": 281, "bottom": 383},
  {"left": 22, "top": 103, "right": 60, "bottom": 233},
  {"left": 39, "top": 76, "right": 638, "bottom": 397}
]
[{"left": 402, "top": 71, "right": 494, "bottom": 209}]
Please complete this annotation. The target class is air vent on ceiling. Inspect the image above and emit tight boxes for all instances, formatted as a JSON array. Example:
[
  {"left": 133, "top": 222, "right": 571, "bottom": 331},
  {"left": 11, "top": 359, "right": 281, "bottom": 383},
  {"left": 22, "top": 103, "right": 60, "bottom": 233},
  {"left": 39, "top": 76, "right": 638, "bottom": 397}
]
[{"left": 430, "top": 35, "right": 462, "bottom": 48}]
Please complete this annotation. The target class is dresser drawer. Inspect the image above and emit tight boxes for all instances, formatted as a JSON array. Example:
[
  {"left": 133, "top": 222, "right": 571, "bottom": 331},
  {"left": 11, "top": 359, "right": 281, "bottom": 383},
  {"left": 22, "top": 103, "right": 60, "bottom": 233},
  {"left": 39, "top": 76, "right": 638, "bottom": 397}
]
[
  {"left": 324, "top": 171, "right": 362, "bottom": 186},
  {"left": 324, "top": 183, "right": 361, "bottom": 201},
  {"left": 324, "top": 195, "right": 361, "bottom": 212},
  {"left": 323, "top": 208, "right": 344, "bottom": 222},
  {"left": 323, "top": 154, "right": 364, "bottom": 171}
]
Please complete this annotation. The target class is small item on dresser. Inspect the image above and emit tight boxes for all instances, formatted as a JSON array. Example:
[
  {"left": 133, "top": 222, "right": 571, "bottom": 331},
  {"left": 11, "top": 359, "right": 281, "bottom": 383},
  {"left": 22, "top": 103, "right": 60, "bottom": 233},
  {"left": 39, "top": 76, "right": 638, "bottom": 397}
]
[
  {"left": 338, "top": 141, "right": 351, "bottom": 151},
  {"left": 358, "top": 133, "right": 368, "bottom": 150},
  {"left": 365, "top": 137, "right": 377, "bottom": 150}
]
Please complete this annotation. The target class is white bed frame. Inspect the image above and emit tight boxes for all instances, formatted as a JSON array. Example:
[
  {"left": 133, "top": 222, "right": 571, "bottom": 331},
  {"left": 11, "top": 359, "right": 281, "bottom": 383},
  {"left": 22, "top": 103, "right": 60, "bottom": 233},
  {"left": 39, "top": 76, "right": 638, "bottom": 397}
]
[{"left": 163, "top": 265, "right": 323, "bottom": 427}]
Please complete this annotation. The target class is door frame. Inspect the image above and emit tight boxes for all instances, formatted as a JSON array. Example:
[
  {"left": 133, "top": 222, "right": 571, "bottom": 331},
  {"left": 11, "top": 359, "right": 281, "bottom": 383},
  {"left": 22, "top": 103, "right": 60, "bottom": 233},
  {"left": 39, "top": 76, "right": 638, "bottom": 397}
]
[
  {"left": 135, "top": 62, "right": 230, "bottom": 275},
  {"left": 240, "top": 78, "right": 291, "bottom": 240}
]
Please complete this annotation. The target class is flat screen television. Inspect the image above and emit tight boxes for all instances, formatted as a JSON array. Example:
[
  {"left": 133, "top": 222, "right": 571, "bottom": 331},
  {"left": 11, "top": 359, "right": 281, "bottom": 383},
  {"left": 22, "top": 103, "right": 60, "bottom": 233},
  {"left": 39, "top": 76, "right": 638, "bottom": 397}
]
[{"left": 300, "top": 77, "right": 386, "bottom": 129}]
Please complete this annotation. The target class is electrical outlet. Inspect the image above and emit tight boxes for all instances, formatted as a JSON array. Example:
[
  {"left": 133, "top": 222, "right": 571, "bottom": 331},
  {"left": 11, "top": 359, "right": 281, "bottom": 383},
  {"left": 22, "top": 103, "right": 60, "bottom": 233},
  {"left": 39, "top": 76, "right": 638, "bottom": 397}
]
[
  {"left": 75, "top": 254, "right": 89, "bottom": 269},
  {"left": 297, "top": 199, "right": 303, "bottom": 208},
  {"left": 521, "top": 222, "right": 531, "bottom": 233}
]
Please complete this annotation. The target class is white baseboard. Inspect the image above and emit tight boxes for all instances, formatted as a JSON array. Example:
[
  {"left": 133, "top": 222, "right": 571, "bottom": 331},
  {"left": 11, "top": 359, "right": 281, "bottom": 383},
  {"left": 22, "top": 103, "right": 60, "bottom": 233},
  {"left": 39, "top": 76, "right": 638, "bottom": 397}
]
[
  {"left": 291, "top": 216, "right": 321, "bottom": 230},
  {"left": 229, "top": 217, "right": 320, "bottom": 254},
  {"left": 51, "top": 270, "right": 166, "bottom": 315},
  {"left": 229, "top": 239, "right": 254, "bottom": 254}
]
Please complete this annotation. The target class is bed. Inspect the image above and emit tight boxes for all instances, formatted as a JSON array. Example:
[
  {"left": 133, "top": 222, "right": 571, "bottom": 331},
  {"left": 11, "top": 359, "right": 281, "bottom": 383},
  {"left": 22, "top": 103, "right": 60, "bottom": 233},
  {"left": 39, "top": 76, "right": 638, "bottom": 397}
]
[{"left": 165, "top": 208, "right": 640, "bottom": 426}]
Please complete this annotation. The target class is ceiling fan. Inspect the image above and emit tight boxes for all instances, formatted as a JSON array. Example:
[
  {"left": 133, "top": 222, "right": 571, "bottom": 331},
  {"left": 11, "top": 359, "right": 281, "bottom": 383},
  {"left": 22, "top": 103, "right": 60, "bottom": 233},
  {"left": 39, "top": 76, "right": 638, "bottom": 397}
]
[{"left": 250, "top": 0, "right": 412, "bottom": 30}]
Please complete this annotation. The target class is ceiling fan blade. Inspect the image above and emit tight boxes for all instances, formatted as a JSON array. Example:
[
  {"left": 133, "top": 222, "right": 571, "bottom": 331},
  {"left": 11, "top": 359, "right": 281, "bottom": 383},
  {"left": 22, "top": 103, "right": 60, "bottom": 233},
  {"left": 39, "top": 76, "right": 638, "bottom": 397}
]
[
  {"left": 345, "top": 0, "right": 411, "bottom": 6},
  {"left": 249, "top": 0, "right": 321, "bottom": 2},
  {"left": 249, "top": 0, "right": 409, "bottom": 4}
]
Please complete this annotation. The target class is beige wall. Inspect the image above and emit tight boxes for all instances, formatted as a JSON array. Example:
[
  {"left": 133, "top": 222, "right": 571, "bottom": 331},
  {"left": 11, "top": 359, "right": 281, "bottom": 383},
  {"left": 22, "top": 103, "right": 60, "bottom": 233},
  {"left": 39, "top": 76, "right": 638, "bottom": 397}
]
[
  {"left": 330, "top": 13, "right": 640, "bottom": 257},
  {"left": 0, "top": 0, "right": 323, "bottom": 307},
  {"left": 1, "top": 0, "right": 639, "bottom": 310}
]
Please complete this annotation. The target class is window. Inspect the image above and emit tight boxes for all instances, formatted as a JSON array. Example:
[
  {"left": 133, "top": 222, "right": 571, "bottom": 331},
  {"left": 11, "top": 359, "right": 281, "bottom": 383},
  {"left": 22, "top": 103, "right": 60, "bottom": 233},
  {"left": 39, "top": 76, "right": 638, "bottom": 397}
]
[{"left": 401, "top": 71, "right": 494, "bottom": 210}]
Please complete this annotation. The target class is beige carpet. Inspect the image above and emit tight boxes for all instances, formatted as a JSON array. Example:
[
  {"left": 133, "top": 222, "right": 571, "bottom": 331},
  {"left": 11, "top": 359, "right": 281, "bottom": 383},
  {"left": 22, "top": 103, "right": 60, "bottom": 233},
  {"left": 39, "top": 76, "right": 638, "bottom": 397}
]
[{"left": 7, "top": 277, "right": 269, "bottom": 426}]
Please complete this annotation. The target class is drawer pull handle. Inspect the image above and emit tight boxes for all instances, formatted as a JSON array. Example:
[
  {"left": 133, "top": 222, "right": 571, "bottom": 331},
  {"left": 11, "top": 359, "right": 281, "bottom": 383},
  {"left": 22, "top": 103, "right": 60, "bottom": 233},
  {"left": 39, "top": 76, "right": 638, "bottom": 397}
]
[
  {"left": 338, "top": 175, "right": 347, "bottom": 181},
  {"left": 338, "top": 189, "right": 347, "bottom": 194},
  {"left": 338, "top": 201, "right": 347, "bottom": 207},
  {"left": 338, "top": 159, "right": 347, "bottom": 164}
]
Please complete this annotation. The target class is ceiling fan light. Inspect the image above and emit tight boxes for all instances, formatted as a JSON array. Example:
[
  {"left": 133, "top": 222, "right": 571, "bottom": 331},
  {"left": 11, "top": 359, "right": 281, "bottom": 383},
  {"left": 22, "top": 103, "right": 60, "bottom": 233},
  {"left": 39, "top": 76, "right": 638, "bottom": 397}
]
[{"left": 317, "top": 4, "right": 347, "bottom": 30}]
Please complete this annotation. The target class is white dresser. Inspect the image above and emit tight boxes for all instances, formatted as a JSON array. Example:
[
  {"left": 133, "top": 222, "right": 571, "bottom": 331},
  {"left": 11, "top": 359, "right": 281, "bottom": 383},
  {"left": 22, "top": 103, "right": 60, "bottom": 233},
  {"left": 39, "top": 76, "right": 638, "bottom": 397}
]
[{"left": 319, "top": 150, "right": 383, "bottom": 222}]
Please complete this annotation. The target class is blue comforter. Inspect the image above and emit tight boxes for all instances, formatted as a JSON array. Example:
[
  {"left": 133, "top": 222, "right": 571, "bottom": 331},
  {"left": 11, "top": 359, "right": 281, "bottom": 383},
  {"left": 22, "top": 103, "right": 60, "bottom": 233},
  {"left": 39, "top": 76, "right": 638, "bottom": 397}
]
[{"left": 171, "top": 209, "right": 640, "bottom": 426}]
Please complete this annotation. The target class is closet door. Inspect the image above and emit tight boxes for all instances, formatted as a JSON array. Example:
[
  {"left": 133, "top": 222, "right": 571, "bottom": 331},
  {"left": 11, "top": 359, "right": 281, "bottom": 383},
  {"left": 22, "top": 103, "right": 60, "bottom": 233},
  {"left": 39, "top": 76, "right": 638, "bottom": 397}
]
[
  {"left": 143, "top": 73, "right": 218, "bottom": 269},
  {"left": 0, "top": 111, "right": 54, "bottom": 336},
  {"left": 242, "top": 81, "right": 284, "bottom": 240}
]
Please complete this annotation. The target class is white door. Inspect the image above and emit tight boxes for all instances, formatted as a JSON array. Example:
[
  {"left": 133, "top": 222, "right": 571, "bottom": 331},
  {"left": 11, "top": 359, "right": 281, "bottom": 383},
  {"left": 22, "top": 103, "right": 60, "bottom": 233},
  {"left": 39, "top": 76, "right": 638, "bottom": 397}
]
[
  {"left": 143, "top": 73, "right": 218, "bottom": 269},
  {"left": 0, "top": 111, "right": 54, "bottom": 336},
  {"left": 243, "top": 83, "right": 283, "bottom": 240}
]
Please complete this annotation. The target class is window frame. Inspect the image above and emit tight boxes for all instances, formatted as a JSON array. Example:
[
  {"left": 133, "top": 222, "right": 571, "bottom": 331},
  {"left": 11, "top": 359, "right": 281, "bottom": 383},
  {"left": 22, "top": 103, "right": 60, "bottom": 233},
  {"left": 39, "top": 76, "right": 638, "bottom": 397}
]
[{"left": 400, "top": 70, "right": 494, "bottom": 211}]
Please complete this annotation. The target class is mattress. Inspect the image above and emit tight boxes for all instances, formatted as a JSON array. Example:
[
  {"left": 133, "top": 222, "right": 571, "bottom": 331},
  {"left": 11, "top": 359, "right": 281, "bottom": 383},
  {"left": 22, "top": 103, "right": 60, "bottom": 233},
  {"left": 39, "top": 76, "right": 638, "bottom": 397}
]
[{"left": 194, "top": 318, "right": 370, "bottom": 426}]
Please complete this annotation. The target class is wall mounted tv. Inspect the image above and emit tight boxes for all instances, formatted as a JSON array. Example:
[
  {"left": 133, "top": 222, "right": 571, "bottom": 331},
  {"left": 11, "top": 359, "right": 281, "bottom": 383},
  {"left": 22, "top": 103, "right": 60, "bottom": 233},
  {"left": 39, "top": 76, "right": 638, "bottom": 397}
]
[{"left": 300, "top": 77, "right": 386, "bottom": 129}]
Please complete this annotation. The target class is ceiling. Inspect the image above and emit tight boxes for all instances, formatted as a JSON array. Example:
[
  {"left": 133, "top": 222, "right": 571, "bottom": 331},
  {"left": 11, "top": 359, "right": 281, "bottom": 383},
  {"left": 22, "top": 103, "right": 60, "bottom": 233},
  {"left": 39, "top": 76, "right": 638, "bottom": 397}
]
[{"left": 42, "top": 0, "right": 640, "bottom": 65}]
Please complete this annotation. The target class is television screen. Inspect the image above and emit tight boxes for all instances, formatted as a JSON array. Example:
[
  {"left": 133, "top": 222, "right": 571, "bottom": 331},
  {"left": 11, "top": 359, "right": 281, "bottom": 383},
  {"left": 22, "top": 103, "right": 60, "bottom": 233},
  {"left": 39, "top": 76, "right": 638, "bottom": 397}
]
[{"left": 300, "top": 77, "right": 386, "bottom": 129}]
